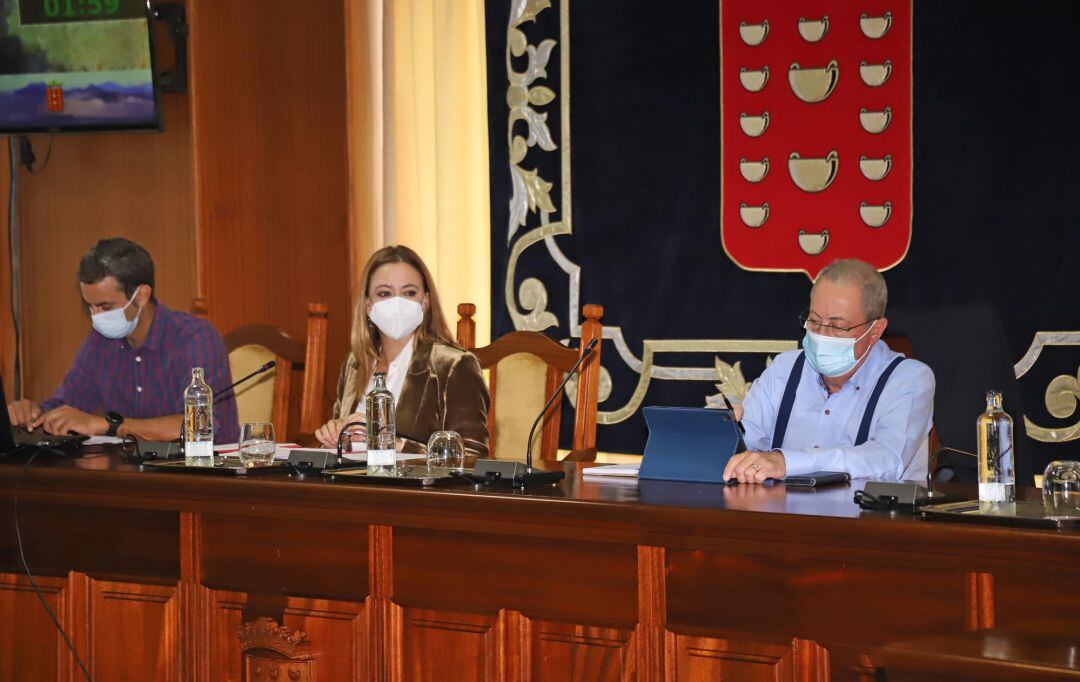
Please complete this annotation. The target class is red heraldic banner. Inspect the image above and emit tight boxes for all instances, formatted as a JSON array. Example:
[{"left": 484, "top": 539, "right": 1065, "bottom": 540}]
[{"left": 720, "top": 2, "right": 912, "bottom": 279}]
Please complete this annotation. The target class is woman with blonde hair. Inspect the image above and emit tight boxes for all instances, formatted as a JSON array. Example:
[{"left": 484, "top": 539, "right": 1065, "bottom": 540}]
[{"left": 315, "top": 245, "right": 490, "bottom": 456}]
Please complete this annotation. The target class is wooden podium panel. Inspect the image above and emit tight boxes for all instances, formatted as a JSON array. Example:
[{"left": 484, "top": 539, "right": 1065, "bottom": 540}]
[
  {"left": 87, "top": 578, "right": 180, "bottom": 682},
  {"left": 0, "top": 574, "right": 68, "bottom": 682},
  {"left": 0, "top": 454, "right": 1077, "bottom": 681}
]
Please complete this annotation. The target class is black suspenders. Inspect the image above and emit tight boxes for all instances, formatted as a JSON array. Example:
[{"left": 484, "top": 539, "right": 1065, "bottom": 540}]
[
  {"left": 770, "top": 352, "right": 905, "bottom": 450},
  {"left": 771, "top": 353, "right": 806, "bottom": 450}
]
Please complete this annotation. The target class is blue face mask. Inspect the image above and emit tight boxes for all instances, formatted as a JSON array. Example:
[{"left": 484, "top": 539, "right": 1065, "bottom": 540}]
[
  {"left": 802, "top": 324, "right": 875, "bottom": 377},
  {"left": 91, "top": 292, "right": 141, "bottom": 340}
]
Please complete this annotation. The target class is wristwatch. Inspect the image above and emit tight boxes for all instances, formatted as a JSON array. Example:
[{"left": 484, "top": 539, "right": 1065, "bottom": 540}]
[{"left": 106, "top": 411, "right": 125, "bottom": 437}]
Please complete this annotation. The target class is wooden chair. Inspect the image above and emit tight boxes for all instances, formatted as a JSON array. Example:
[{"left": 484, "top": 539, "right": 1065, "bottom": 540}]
[
  {"left": 217, "top": 303, "right": 329, "bottom": 439},
  {"left": 457, "top": 303, "right": 604, "bottom": 462},
  {"left": 883, "top": 333, "right": 942, "bottom": 466}
]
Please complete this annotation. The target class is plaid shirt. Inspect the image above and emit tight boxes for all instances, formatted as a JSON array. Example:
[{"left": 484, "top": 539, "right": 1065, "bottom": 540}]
[{"left": 40, "top": 303, "right": 239, "bottom": 443}]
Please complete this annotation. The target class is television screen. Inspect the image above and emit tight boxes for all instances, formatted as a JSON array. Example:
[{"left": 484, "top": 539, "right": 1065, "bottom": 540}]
[{"left": 0, "top": 0, "right": 161, "bottom": 134}]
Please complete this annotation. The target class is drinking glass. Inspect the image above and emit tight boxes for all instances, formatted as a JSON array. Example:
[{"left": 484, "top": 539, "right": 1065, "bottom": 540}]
[
  {"left": 1043, "top": 460, "right": 1080, "bottom": 517},
  {"left": 238, "top": 422, "right": 276, "bottom": 468},
  {"left": 426, "top": 431, "right": 465, "bottom": 472}
]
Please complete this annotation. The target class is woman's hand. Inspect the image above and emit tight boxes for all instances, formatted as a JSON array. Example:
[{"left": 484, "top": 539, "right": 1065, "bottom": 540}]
[{"left": 315, "top": 414, "right": 366, "bottom": 448}]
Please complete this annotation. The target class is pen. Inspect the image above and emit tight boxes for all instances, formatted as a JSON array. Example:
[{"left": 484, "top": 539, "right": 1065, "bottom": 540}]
[{"left": 719, "top": 392, "right": 746, "bottom": 435}]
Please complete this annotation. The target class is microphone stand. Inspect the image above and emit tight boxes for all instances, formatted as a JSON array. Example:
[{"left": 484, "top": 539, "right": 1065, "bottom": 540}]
[
  {"left": 214, "top": 360, "right": 277, "bottom": 404},
  {"left": 494, "top": 338, "right": 599, "bottom": 488}
]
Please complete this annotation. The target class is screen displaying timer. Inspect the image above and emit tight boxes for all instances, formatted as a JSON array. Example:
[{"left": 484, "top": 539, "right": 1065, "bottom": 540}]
[{"left": 18, "top": 0, "right": 146, "bottom": 24}]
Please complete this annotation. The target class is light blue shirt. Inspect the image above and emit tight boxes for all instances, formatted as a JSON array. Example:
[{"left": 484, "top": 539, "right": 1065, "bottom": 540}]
[{"left": 741, "top": 341, "right": 935, "bottom": 481}]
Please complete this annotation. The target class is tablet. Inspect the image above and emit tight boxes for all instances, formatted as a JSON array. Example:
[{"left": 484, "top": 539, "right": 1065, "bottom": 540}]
[{"left": 638, "top": 406, "right": 746, "bottom": 484}]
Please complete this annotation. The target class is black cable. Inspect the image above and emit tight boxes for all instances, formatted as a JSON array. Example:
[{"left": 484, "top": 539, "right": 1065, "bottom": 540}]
[
  {"left": 13, "top": 447, "right": 92, "bottom": 681},
  {"left": 22, "top": 136, "right": 55, "bottom": 174},
  {"left": 7, "top": 138, "right": 22, "bottom": 398},
  {"left": 335, "top": 420, "right": 366, "bottom": 459}
]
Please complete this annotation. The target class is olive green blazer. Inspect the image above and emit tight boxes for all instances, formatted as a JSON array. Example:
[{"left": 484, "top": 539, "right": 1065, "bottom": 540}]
[{"left": 333, "top": 339, "right": 490, "bottom": 457}]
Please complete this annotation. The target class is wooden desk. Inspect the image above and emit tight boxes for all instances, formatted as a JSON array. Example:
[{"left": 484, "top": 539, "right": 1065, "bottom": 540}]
[{"left": 0, "top": 452, "right": 1077, "bottom": 681}]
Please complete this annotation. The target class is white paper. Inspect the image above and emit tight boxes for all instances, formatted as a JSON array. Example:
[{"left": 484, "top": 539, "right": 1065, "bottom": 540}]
[
  {"left": 83, "top": 435, "right": 126, "bottom": 445},
  {"left": 582, "top": 462, "right": 641, "bottom": 478}
]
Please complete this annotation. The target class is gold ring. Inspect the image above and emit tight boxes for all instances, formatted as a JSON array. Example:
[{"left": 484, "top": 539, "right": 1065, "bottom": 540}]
[{"left": 751, "top": 463, "right": 761, "bottom": 471}]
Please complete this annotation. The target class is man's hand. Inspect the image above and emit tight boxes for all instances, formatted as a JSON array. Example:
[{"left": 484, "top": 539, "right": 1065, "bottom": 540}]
[
  {"left": 315, "top": 414, "right": 366, "bottom": 448},
  {"left": 723, "top": 450, "right": 787, "bottom": 484},
  {"left": 8, "top": 399, "right": 43, "bottom": 430},
  {"left": 40, "top": 406, "right": 108, "bottom": 437}
]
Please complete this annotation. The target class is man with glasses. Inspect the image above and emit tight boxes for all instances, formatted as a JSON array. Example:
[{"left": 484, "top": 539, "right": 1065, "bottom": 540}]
[
  {"left": 6, "top": 238, "right": 239, "bottom": 443},
  {"left": 724, "top": 259, "right": 935, "bottom": 483}
]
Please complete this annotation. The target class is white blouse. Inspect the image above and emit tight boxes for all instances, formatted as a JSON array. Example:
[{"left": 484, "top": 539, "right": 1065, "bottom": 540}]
[{"left": 353, "top": 337, "right": 415, "bottom": 415}]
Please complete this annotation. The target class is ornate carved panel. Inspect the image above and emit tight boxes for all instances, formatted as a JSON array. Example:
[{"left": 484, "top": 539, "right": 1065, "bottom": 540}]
[{"left": 210, "top": 591, "right": 366, "bottom": 682}]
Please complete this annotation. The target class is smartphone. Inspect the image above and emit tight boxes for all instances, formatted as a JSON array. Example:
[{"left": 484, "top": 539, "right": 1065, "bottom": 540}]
[{"left": 783, "top": 471, "right": 851, "bottom": 487}]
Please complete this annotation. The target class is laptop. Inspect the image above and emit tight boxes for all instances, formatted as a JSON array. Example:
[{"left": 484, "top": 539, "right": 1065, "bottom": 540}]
[
  {"left": 0, "top": 377, "right": 88, "bottom": 454},
  {"left": 638, "top": 406, "right": 746, "bottom": 484}
]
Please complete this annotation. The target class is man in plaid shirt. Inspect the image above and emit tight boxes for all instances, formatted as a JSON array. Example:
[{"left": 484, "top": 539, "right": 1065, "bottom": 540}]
[{"left": 7, "top": 238, "right": 239, "bottom": 444}]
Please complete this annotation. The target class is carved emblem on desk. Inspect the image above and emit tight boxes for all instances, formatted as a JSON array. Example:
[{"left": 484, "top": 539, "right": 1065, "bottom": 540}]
[{"left": 238, "top": 618, "right": 317, "bottom": 682}]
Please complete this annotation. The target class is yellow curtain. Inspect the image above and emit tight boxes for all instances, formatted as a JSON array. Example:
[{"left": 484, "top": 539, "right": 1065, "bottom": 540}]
[{"left": 347, "top": 0, "right": 492, "bottom": 346}]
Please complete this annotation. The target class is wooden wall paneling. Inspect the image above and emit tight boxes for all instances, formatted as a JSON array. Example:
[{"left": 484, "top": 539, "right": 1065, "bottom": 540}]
[
  {"left": 207, "top": 590, "right": 248, "bottom": 681},
  {"left": 282, "top": 599, "right": 367, "bottom": 682},
  {"left": 392, "top": 528, "right": 638, "bottom": 628},
  {"left": 368, "top": 524, "right": 397, "bottom": 681},
  {"left": 991, "top": 571, "right": 1080, "bottom": 627},
  {"left": 68, "top": 570, "right": 90, "bottom": 682},
  {"left": 530, "top": 621, "right": 634, "bottom": 681},
  {"left": 400, "top": 607, "right": 501, "bottom": 681},
  {"left": 0, "top": 504, "right": 180, "bottom": 580},
  {"left": 188, "top": 0, "right": 352, "bottom": 425},
  {"left": 665, "top": 549, "right": 971, "bottom": 647},
  {"left": 636, "top": 545, "right": 666, "bottom": 680},
  {"left": 199, "top": 514, "right": 369, "bottom": 601},
  {"left": 0, "top": 572, "right": 68, "bottom": 682},
  {"left": 670, "top": 633, "right": 796, "bottom": 682},
  {"left": 180, "top": 511, "right": 205, "bottom": 682},
  {"left": 87, "top": 577, "right": 181, "bottom": 682}
]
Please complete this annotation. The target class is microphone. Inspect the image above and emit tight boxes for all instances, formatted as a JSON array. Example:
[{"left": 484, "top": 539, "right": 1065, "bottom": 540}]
[
  {"left": 213, "top": 361, "right": 276, "bottom": 404},
  {"left": 525, "top": 337, "right": 598, "bottom": 474},
  {"left": 469, "top": 337, "right": 598, "bottom": 488}
]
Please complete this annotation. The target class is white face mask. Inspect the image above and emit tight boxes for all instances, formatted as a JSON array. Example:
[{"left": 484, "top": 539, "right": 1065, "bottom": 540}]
[
  {"left": 91, "top": 291, "right": 141, "bottom": 340},
  {"left": 802, "top": 322, "right": 875, "bottom": 377},
  {"left": 368, "top": 296, "right": 424, "bottom": 340}
]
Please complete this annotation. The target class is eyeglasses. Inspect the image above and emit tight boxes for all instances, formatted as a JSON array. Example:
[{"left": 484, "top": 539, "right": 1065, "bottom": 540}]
[{"left": 798, "top": 312, "right": 874, "bottom": 337}]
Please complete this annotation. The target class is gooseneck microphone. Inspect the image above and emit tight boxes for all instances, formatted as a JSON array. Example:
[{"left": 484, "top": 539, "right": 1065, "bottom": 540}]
[
  {"left": 213, "top": 360, "right": 276, "bottom": 404},
  {"left": 524, "top": 337, "right": 599, "bottom": 475}
]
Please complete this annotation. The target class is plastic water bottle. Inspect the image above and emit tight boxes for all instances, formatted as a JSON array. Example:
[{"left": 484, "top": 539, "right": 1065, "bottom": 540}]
[
  {"left": 365, "top": 372, "right": 396, "bottom": 476},
  {"left": 184, "top": 367, "right": 215, "bottom": 467},
  {"left": 977, "top": 389, "right": 1015, "bottom": 504}
]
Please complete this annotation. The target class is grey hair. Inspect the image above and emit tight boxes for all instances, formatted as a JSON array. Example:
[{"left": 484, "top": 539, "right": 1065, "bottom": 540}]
[{"left": 812, "top": 259, "right": 888, "bottom": 320}]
